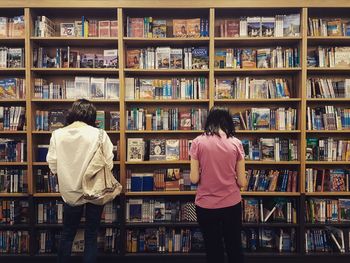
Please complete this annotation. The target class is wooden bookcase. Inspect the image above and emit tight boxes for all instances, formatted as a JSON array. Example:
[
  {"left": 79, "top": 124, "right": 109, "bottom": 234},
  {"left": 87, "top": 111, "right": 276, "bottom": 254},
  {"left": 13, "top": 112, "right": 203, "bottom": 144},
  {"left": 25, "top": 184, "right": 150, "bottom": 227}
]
[{"left": 0, "top": 1, "right": 350, "bottom": 262}]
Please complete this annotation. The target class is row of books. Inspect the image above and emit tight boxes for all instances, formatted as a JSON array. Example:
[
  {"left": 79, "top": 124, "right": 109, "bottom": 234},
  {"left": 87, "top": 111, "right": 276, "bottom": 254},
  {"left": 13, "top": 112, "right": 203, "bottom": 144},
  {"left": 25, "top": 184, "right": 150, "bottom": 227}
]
[
  {"left": 33, "top": 47, "right": 118, "bottom": 68},
  {"left": 34, "top": 16, "right": 118, "bottom": 37},
  {"left": 214, "top": 47, "right": 300, "bottom": 69},
  {"left": 126, "top": 47, "right": 208, "bottom": 69},
  {"left": 0, "top": 139, "right": 26, "bottom": 162},
  {"left": 307, "top": 78, "right": 350, "bottom": 98},
  {"left": 0, "top": 78, "right": 25, "bottom": 99},
  {"left": 305, "top": 198, "right": 350, "bottom": 223},
  {"left": 126, "top": 169, "right": 196, "bottom": 192},
  {"left": 126, "top": 17, "right": 209, "bottom": 38},
  {"left": 307, "top": 106, "right": 350, "bottom": 130},
  {"left": 305, "top": 169, "right": 350, "bottom": 193},
  {"left": 306, "top": 138, "right": 350, "bottom": 161},
  {"left": 125, "top": 77, "right": 208, "bottom": 100},
  {"left": 127, "top": 138, "right": 192, "bottom": 162},
  {"left": 126, "top": 227, "right": 203, "bottom": 253},
  {"left": 37, "top": 201, "right": 118, "bottom": 224},
  {"left": 242, "top": 228, "right": 296, "bottom": 253},
  {"left": 308, "top": 46, "right": 350, "bottom": 68},
  {"left": 37, "top": 228, "right": 120, "bottom": 254},
  {"left": 0, "top": 169, "right": 27, "bottom": 193},
  {"left": 305, "top": 227, "right": 349, "bottom": 253},
  {"left": 215, "top": 78, "right": 291, "bottom": 99},
  {"left": 35, "top": 169, "right": 59, "bottom": 193},
  {"left": 243, "top": 198, "right": 297, "bottom": 223},
  {"left": 217, "top": 14, "right": 300, "bottom": 38},
  {"left": 234, "top": 107, "right": 297, "bottom": 131},
  {"left": 0, "top": 47, "right": 24, "bottom": 68},
  {"left": 35, "top": 110, "right": 120, "bottom": 131},
  {"left": 308, "top": 18, "right": 350, "bottom": 37},
  {"left": 0, "top": 106, "right": 25, "bottom": 131},
  {"left": 243, "top": 169, "right": 298, "bottom": 193},
  {"left": 241, "top": 138, "right": 298, "bottom": 161},
  {"left": 0, "top": 200, "right": 29, "bottom": 225},
  {"left": 0, "top": 16, "right": 25, "bottom": 37},
  {"left": 126, "top": 108, "right": 207, "bottom": 131},
  {"left": 0, "top": 230, "right": 29, "bottom": 254},
  {"left": 126, "top": 199, "right": 197, "bottom": 223},
  {"left": 34, "top": 77, "right": 120, "bottom": 99}
]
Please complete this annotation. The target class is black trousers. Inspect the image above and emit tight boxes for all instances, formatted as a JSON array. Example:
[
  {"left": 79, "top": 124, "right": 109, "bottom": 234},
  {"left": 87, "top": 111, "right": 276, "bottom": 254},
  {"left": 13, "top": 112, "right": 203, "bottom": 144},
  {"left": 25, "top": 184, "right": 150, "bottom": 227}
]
[
  {"left": 196, "top": 202, "right": 244, "bottom": 263},
  {"left": 57, "top": 202, "right": 104, "bottom": 263}
]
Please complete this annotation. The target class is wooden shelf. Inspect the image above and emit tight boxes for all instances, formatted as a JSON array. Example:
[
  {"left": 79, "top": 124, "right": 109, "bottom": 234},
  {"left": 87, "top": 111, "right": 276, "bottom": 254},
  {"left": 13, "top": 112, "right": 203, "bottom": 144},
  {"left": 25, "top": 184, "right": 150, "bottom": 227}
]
[
  {"left": 0, "top": 99, "right": 26, "bottom": 102},
  {"left": 215, "top": 36, "right": 301, "bottom": 44},
  {"left": 125, "top": 99, "right": 210, "bottom": 104},
  {"left": 0, "top": 68, "right": 25, "bottom": 74},
  {"left": 308, "top": 36, "right": 350, "bottom": 45},
  {"left": 245, "top": 161, "right": 300, "bottom": 165},
  {"left": 113, "top": 161, "right": 120, "bottom": 164},
  {"left": 307, "top": 67, "right": 350, "bottom": 73},
  {"left": 0, "top": 162, "right": 27, "bottom": 166},
  {"left": 125, "top": 160, "right": 190, "bottom": 165},
  {"left": 125, "top": 222, "right": 199, "bottom": 227},
  {"left": 305, "top": 161, "right": 350, "bottom": 165},
  {"left": 33, "top": 193, "right": 61, "bottom": 197},
  {"left": 125, "top": 130, "right": 204, "bottom": 134},
  {"left": 125, "top": 191, "right": 196, "bottom": 196},
  {"left": 0, "top": 37, "right": 25, "bottom": 44},
  {"left": 241, "top": 192, "right": 300, "bottom": 196},
  {"left": 236, "top": 130, "right": 301, "bottom": 134},
  {"left": 31, "top": 68, "right": 119, "bottom": 74},
  {"left": 0, "top": 130, "right": 27, "bottom": 134},
  {"left": 31, "top": 99, "right": 120, "bottom": 103},
  {"left": 124, "top": 69, "right": 209, "bottom": 76},
  {"left": 305, "top": 192, "right": 350, "bottom": 196},
  {"left": 306, "top": 98, "right": 350, "bottom": 102},
  {"left": 215, "top": 98, "right": 301, "bottom": 103},
  {"left": 124, "top": 37, "right": 209, "bottom": 45},
  {"left": 0, "top": 193, "right": 28, "bottom": 197},
  {"left": 306, "top": 130, "right": 350, "bottom": 133},
  {"left": 32, "top": 162, "right": 48, "bottom": 166},
  {"left": 32, "top": 130, "right": 120, "bottom": 134},
  {"left": 30, "top": 36, "right": 119, "bottom": 46},
  {"left": 214, "top": 68, "right": 301, "bottom": 75}
]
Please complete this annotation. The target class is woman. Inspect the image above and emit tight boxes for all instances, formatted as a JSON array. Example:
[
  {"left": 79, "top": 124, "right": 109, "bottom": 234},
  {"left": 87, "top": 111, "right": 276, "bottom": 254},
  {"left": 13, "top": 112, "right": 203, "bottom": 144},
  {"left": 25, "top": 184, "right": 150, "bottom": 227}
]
[
  {"left": 190, "top": 107, "right": 247, "bottom": 263},
  {"left": 47, "top": 99, "right": 114, "bottom": 263}
]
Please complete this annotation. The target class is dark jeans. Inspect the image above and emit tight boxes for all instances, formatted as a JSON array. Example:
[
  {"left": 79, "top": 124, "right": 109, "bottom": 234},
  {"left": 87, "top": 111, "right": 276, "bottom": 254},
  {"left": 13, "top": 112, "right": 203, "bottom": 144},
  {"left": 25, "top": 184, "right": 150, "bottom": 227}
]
[
  {"left": 57, "top": 202, "right": 104, "bottom": 263},
  {"left": 196, "top": 202, "right": 244, "bottom": 263}
]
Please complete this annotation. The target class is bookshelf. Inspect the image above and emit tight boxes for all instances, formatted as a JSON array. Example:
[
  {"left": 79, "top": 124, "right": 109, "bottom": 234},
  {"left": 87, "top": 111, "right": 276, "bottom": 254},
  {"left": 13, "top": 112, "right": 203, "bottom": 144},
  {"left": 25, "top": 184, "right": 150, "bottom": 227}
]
[{"left": 0, "top": 1, "right": 349, "bottom": 262}]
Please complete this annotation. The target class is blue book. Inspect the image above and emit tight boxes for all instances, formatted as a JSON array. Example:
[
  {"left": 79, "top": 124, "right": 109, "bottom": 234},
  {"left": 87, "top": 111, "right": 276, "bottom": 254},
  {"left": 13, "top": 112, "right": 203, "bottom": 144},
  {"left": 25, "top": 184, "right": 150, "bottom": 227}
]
[{"left": 131, "top": 174, "right": 143, "bottom": 192}]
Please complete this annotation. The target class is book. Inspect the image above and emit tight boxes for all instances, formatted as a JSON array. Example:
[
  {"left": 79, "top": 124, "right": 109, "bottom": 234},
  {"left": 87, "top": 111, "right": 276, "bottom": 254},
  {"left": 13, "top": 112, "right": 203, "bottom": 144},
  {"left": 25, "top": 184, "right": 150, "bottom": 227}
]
[
  {"left": 110, "top": 111, "right": 120, "bottom": 131},
  {"left": 127, "top": 138, "right": 144, "bottom": 161},
  {"left": 165, "top": 139, "right": 180, "bottom": 160},
  {"left": 103, "top": 49, "right": 118, "bottom": 68},
  {"left": 105, "top": 78, "right": 119, "bottom": 99},
  {"left": 99, "top": 20, "right": 111, "bottom": 37},
  {"left": 156, "top": 47, "right": 171, "bottom": 69},
  {"left": 283, "top": 14, "right": 300, "bottom": 37},
  {"left": 241, "top": 48, "right": 256, "bottom": 68},
  {"left": 247, "top": 17, "right": 261, "bottom": 37},
  {"left": 90, "top": 77, "right": 105, "bottom": 98},
  {"left": 173, "top": 19, "right": 187, "bottom": 37},
  {"left": 187, "top": 18, "right": 201, "bottom": 38},
  {"left": 149, "top": 139, "right": 166, "bottom": 161},
  {"left": 126, "top": 49, "right": 141, "bottom": 69},
  {"left": 95, "top": 110, "right": 105, "bottom": 129},
  {"left": 170, "top": 48, "right": 183, "bottom": 69},
  {"left": 191, "top": 47, "right": 209, "bottom": 69},
  {"left": 261, "top": 17, "right": 275, "bottom": 37},
  {"left": 60, "top": 23, "right": 75, "bottom": 37},
  {"left": 152, "top": 19, "right": 167, "bottom": 38}
]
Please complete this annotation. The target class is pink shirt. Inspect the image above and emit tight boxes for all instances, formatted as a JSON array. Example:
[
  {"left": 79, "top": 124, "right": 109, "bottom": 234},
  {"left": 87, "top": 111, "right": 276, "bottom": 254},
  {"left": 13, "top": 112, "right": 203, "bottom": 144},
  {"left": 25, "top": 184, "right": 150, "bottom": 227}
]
[{"left": 190, "top": 131, "right": 244, "bottom": 209}]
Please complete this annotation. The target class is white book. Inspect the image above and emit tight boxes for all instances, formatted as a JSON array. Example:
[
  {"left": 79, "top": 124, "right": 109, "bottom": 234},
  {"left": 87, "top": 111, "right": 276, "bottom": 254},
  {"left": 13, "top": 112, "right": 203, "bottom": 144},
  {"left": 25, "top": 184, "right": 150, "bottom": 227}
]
[
  {"left": 125, "top": 77, "right": 135, "bottom": 100},
  {"left": 155, "top": 47, "right": 171, "bottom": 69},
  {"left": 90, "top": 77, "right": 105, "bottom": 99},
  {"left": 74, "top": 76, "right": 90, "bottom": 99},
  {"left": 106, "top": 78, "right": 119, "bottom": 99}
]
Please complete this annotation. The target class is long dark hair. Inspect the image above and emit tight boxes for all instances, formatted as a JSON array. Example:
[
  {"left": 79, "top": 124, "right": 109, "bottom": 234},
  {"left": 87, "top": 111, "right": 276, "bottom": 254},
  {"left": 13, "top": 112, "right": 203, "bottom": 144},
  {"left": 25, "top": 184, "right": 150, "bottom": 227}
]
[
  {"left": 204, "top": 107, "right": 235, "bottom": 138},
  {"left": 66, "top": 99, "right": 97, "bottom": 127}
]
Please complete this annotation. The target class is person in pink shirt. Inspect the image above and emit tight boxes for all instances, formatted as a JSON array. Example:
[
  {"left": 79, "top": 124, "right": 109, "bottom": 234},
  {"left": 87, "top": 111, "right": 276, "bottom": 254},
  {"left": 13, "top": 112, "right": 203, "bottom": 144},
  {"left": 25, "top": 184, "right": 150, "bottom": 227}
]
[{"left": 190, "top": 107, "right": 247, "bottom": 263}]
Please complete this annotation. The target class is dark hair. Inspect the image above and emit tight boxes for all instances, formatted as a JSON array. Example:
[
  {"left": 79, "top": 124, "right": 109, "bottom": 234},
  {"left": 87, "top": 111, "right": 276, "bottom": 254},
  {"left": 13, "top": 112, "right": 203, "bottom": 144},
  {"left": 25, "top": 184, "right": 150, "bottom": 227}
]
[
  {"left": 66, "top": 99, "right": 97, "bottom": 127},
  {"left": 204, "top": 107, "right": 235, "bottom": 138}
]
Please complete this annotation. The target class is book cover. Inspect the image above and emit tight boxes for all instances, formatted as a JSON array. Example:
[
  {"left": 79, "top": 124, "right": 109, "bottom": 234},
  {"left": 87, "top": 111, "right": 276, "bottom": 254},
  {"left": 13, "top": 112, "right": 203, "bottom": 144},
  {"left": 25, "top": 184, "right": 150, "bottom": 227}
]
[
  {"left": 244, "top": 198, "right": 259, "bottom": 222},
  {"left": 338, "top": 199, "right": 350, "bottom": 221},
  {"left": 149, "top": 139, "right": 166, "bottom": 160},
  {"left": 260, "top": 138, "right": 275, "bottom": 160},
  {"left": 252, "top": 108, "right": 270, "bottom": 130},
  {"left": 49, "top": 110, "right": 66, "bottom": 131},
  {"left": 226, "top": 19, "right": 240, "bottom": 37},
  {"left": 152, "top": 19, "right": 167, "bottom": 38},
  {"left": 259, "top": 228, "right": 276, "bottom": 249},
  {"left": 80, "top": 53, "right": 95, "bottom": 68},
  {"left": 335, "top": 47, "right": 350, "bottom": 68},
  {"left": 187, "top": 18, "right": 201, "bottom": 38},
  {"left": 128, "top": 18, "right": 144, "bottom": 37},
  {"left": 165, "top": 139, "right": 180, "bottom": 160},
  {"left": 173, "top": 19, "right": 187, "bottom": 37},
  {"left": 327, "top": 19, "right": 342, "bottom": 36},
  {"left": 96, "top": 111, "right": 105, "bottom": 129},
  {"left": 105, "top": 78, "right": 119, "bottom": 99},
  {"left": 103, "top": 49, "right": 118, "bottom": 68},
  {"left": 60, "top": 23, "right": 75, "bottom": 37},
  {"left": 126, "top": 49, "right": 141, "bottom": 69},
  {"left": 170, "top": 48, "right": 183, "bottom": 69},
  {"left": 110, "top": 20, "right": 118, "bottom": 37},
  {"left": 90, "top": 77, "right": 105, "bottom": 98},
  {"left": 283, "top": 14, "right": 300, "bottom": 37},
  {"left": 242, "top": 48, "right": 256, "bottom": 68},
  {"left": 139, "top": 79, "right": 154, "bottom": 99},
  {"left": 247, "top": 17, "right": 261, "bottom": 37},
  {"left": 257, "top": 48, "right": 271, "bottom": 68},
  {"left": 153, "top": 201, "right": 166, "bottom": 221},
  {"left": 156, "top": 47, "right": 171, "bottom": 69},
  {"left": 179, "top": 112, "right": 191, "bottom": 130},
  {"left": 99, "top": 20, "right": 111, "bottom": 37},
  {"left": 110, "top": 111, "right": 120, "bottom": 131},
  {"left": 261, "top": 17, "right": 275, "bottom": 37},
  {"left": 192, "top": 47, "right": 209, "bottom": 69},
  {"left": 127, "top": 138, "right": 144, "bottom": 161},
  {"left": 214, "top": 49, "right": 226, "bottom": 68}
]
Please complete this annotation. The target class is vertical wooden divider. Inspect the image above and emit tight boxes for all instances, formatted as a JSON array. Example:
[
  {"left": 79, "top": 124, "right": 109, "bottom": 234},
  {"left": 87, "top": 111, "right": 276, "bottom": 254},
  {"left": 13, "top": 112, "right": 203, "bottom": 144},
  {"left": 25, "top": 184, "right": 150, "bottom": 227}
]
[{"left": 209, "top": 8, "right": 215, "bottom": 109}]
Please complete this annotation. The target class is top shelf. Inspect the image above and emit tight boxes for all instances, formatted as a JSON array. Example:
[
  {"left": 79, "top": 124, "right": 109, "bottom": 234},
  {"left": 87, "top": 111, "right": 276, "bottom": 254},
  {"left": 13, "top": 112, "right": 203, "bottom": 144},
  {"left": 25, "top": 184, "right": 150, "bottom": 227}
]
[{"left": 308, "top": 36, "right": 350, "bottom": 45}]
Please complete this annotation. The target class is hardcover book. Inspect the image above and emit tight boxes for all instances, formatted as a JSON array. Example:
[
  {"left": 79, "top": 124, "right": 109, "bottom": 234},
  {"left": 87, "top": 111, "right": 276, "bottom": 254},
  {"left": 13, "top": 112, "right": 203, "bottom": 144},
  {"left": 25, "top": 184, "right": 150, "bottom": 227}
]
[
  {"left": 187, "top": 18, "right": 201, "bottom": 38},
  {"left": 60, "top": 23, "right": 75, "bottom": 37},
  {"left": 152, "top": 19, "right": 167, "bottom": 38},
  {"left": 103, "top": 49, "right": 118, "bottom": 68},
  {"left": 173, "top": 19, "right": 187, "bottom": 37},
  {"left": 149, "top": 139, "right": 166, "bottom": 160},
  {"left": 261, "top": 17, "right": 275, "bottom": 37},
  {"left": 127, "top": 138, "right": 144, "bottom": 161},
  {"left": 192, "top": 47, "right": 209, "bottom": 69},
  {"left": 126, "top": 49, "right": 141, "bottom": 69},
  {"left": 165, "top": 139, "right": 180, "bottom": 160},
  {"left": 242, "top": 48, "right": 257, "bottom": 68},
  {"left": 247, "top": 17, "right": 261, "bottom": 37}
]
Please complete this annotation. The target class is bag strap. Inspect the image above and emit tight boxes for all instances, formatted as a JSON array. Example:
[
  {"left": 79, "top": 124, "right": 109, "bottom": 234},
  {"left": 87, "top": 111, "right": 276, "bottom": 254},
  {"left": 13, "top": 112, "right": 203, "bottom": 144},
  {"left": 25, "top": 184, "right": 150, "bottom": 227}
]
[{"left": 98, "top": 129, "right": 104, "bottom": 153}]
